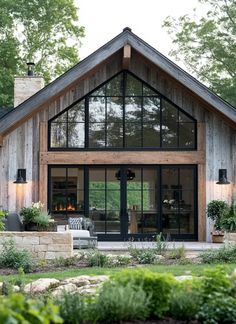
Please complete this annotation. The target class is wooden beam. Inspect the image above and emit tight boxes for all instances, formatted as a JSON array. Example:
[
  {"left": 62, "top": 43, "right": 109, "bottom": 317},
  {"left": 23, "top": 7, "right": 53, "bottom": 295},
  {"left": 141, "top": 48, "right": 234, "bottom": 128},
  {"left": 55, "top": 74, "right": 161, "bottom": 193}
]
[
  {"left": 39, "top": 122, "right": 48, "bottom": 210},
  {"left": 123, "top": 44, "right": 131, "bottom": 69},
  {"left": 198, "top": 164, "right": 206, "bottom": 241},
  {"left": 40, "top": 150, "right": 205, "bottom": 165},
  {"left": 197, "top": 123, "right": 206, "bottom": 241},
  {"left": 39, "top": 122, "right": 48, "bottom": 152},
  {"left": 0, "top": 135, "right": 3, "bottom": 146}
]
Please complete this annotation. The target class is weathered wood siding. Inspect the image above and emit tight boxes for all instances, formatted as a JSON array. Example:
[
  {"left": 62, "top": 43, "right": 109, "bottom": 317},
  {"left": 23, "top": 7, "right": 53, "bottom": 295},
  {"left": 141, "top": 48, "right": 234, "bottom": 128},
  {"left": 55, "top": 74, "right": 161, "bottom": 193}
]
[{"left": 0, "top": 48, "right": 235, "bottom": 241}]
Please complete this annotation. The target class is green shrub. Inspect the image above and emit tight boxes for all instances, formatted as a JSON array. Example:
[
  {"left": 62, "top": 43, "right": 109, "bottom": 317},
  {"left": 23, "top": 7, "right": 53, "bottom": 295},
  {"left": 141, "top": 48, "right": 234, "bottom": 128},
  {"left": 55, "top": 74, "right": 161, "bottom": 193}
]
[
  {"left": 128, "top": 247, "right": 157, "bottom": 264},
  {"left": 87, "top": 251, "right": 110, "bottom": 267},
  {"left": 55, "top": 292, "right": 89, "bottom": 324},
  {"left": 155, "top": 232, "right": 167, "bottom": 255},
  {"left": 197, "top": 293, "right": 236, "bottom": 324},
  {"left": 0, "top": 293, "right": 62, "bottom": 323},
  {"left": 53, "top": 255, "right": 79, "bottom": 267},
  {"left": 0, "top": 210, "right": 7, "bottom": 231},
  {"left": 199, "top": 243, "right": 236, "bottom": 263},
  {"left": 113, "top": 268, "right": 175, "bottom": 318},
  {"left": 0, "top": 239, "right": 34, "bottom": 273},
  {"left": 168, "top": 245, "right": 186, "bottom": 260},
  {"left": 115, "top": 254, "right": 132, "bottom": 266},
  {"left": 169, "top": 279, "right": 202, "bottom": 320},
  {"left": 94, "top": 281, "right": 151, "bottom": 323},
  {"left": 201, "top": 266, "right": 232, "bottom": 297},
  {"left": 195, "top": 266, "right": 236, "bottom": 324}
]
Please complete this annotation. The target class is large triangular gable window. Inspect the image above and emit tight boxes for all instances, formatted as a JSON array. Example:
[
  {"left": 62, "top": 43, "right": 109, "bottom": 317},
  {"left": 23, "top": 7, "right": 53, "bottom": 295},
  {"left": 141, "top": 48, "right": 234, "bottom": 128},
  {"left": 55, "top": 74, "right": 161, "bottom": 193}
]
[{"left": 49, "top": 71, "right": 196, "bottom": 150}]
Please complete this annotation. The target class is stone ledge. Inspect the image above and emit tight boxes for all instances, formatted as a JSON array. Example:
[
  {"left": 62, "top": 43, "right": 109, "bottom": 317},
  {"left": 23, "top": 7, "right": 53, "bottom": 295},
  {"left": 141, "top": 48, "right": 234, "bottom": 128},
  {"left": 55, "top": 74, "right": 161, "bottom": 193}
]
[{"left": 0, "top": 232, "right": 73, "bottom": 259}]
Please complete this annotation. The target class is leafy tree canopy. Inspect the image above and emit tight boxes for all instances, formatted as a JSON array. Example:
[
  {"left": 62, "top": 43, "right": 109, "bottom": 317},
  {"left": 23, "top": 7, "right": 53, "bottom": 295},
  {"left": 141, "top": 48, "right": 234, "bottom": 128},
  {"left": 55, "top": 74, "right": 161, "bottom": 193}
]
[
  {"left": 163, "top": 0, "right": 236, "bottom": 107},
  {"left": 0, "top": 0, "right": 85, "bottom": 107}
]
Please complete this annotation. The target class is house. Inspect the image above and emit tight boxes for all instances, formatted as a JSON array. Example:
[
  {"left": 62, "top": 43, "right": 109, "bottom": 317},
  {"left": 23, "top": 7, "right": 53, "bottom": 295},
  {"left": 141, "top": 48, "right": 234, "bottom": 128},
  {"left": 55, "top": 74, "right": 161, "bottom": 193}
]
[{"left": 0, "top": 28, "right": 235, "bottom": 242}]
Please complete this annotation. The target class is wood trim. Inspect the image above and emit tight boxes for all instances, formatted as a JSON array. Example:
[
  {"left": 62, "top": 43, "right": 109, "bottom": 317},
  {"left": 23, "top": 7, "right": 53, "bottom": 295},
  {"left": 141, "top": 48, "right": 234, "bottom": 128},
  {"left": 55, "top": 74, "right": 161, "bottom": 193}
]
[
  {"left": 123, "top": 44, "right": 131, "bottom": 69},
  {"left": 39, "top": 122, "right": 47, "bottom": 152},
  {"left": 39, "top": 164, "right": 47, "bottom": 210},
  {"left": 197, "top": 123, "right": 206, "bottom": 151},
  {"left": 39, "top": 122, "right": 48, "bottom": 209},
  {"left": 197, "top": 123, "right": 206, "bottom": 241},
  {"left": 198, "top": 164, "right": 206, "bottom": 241},
  {"left": 40, "top": 150, "right": 205, "bottom": 165}
]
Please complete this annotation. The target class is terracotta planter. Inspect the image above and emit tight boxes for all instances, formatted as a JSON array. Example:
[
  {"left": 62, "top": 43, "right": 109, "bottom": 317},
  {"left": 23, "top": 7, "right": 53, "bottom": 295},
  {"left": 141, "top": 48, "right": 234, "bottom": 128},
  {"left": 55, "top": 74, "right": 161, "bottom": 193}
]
[{"left": 212, "top": 234, "right": 224, "bottom": 243}]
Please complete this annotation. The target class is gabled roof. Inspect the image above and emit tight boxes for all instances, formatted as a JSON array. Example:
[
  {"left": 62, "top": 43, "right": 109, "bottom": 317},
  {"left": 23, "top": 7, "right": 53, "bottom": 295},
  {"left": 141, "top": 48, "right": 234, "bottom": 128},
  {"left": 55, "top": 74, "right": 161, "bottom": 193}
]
[
  {"left": 0, "top": 107, "right": 14, "bottom": 119},
  {"left": 0, "top": 27, "right": 236, "bottom": 135}
]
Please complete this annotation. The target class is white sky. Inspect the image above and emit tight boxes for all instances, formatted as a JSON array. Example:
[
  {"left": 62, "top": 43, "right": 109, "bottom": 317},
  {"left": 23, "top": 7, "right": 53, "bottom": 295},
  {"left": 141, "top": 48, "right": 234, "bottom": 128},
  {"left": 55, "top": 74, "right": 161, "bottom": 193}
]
[{"left": 76, "top": 0, "right": 209, "bottom": 68}]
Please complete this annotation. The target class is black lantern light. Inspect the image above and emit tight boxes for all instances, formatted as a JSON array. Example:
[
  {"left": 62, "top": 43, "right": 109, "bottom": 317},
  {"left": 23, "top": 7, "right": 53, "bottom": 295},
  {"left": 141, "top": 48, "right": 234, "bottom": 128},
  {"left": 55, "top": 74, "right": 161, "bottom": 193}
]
[
  {"left": 14, "top": 169, "right": 27, "bottom": 184},
  {"left": 216, "top": 169, "right": 230, "bottom": 185},
  {"left": 115, "top": 169, "right": 135, "bottom": 181}
]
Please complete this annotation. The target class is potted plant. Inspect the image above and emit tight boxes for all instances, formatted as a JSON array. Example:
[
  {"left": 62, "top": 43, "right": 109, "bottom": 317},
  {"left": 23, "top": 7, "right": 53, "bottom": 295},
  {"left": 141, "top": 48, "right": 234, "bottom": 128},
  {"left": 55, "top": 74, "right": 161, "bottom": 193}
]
[
  {"left": 207, "top": 200, "right": 229, "bottom": 243},
  {"left": 20, "top": 202, "right": 55, "bottom": 231},
  {"left": 221, "top": 203, "right": 236, "bottom": 242}
]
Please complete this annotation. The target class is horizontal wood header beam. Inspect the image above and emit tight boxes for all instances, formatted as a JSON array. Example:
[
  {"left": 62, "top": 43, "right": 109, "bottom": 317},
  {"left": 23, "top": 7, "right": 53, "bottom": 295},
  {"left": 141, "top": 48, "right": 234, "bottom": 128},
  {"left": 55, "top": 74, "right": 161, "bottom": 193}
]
[{"left": 40, "top": 150, "right": 205, "bottom": 165}]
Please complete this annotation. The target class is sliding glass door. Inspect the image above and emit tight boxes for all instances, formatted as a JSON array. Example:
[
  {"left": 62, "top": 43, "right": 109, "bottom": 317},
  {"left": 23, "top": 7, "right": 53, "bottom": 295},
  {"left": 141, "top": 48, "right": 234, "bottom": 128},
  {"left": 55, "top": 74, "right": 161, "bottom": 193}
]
[{"left": 49, "top": 165, "right": 197, "bottom": 240}]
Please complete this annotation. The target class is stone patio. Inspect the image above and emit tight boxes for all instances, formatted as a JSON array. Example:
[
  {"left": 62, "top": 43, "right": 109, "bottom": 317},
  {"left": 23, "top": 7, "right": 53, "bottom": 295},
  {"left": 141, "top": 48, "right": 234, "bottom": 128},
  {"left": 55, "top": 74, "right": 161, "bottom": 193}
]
[{"left": 97, "top": 241, "right": 223, "bottom": 252}]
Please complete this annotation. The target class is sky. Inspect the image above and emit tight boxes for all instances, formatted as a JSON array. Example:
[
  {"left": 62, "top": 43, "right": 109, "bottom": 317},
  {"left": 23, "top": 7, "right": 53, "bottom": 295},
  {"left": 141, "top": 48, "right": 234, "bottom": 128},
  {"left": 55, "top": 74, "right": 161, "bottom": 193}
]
[{"left": 75, "top": 0, "right": 209, "bottom": 68}]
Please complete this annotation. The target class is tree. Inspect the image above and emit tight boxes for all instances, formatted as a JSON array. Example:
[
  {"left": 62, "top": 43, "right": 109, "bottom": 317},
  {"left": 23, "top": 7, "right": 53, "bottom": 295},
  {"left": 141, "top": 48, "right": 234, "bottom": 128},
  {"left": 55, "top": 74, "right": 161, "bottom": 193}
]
[
  {"left": 0, "top": 0, "right": 85, "bottom": 107},
  {"left": 163, "top": 0, "right": 236, "bottom": 107}
]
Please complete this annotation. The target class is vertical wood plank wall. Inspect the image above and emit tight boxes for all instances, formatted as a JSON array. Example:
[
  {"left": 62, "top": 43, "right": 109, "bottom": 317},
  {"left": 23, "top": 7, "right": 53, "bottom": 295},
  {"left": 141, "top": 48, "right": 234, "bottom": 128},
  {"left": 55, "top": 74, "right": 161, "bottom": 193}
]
[{"left": 0, "top": 49, "right": 236, "bottom": 241}]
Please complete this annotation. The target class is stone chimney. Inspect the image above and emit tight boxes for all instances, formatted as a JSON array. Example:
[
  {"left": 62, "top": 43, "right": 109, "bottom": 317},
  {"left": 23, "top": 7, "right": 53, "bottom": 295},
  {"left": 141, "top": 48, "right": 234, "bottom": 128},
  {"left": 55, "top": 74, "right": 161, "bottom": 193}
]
[{"left": 14, "top": 62, "right": 44, "bottom": 107}]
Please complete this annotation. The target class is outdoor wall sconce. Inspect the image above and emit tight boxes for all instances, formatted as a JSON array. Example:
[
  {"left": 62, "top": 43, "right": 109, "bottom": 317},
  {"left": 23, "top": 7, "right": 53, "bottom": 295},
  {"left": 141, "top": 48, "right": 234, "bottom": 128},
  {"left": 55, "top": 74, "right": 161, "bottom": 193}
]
[
  {"left": 14, "top": 169, "right": 27, "bottom": 184},
  {"left": 216, "top": 169, "right": 230, "bottom": 185},
  {"left": 115, "top": 169, "right": 135, "bottom": 181}
]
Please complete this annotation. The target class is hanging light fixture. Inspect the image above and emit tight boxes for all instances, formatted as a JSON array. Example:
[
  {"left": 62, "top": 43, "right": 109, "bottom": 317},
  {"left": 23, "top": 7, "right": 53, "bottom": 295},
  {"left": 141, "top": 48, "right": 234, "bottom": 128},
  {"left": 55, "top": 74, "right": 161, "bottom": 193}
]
[
  {"left": 14, "top": 169, "right": 27, "bottom": 184},
  {"left": 115, "top": 169, "right": 135, "bottom": 181},
  {"left": 216, "top": 169, "right": 230, "bottom": 185}
]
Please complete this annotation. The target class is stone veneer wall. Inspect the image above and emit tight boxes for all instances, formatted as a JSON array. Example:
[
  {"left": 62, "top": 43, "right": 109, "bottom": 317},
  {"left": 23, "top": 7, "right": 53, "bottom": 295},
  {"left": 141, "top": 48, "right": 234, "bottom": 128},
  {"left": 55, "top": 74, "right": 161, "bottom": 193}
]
[{"left": 0, "top": 232, "right": 73, "bottom": 259}]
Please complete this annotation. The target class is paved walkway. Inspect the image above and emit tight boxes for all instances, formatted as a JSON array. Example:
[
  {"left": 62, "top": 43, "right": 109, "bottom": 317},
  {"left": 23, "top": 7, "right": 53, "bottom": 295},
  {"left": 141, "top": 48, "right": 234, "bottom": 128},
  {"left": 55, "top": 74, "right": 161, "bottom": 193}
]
[{"left": 97, "top": 241, "right": 223, "bottom": 251}]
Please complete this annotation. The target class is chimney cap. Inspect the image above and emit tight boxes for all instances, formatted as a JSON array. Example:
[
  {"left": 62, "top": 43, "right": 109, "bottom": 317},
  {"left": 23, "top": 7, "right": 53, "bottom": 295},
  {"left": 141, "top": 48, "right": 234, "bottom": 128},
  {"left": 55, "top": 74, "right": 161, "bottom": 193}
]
[
  {"left": 123, "top": 27, "right": 132, "bottom": 32},
  {"left": 26, "top": 62, "right": 35, "bottom": 76}
]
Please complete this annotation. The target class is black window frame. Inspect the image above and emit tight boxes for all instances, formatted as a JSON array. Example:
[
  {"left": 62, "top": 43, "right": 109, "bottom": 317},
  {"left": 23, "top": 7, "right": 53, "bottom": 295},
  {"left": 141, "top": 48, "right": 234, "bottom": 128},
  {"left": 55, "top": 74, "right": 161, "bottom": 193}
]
[
  {"left": 48, "top": 164, "right": 198, "bottom": 241},
  {"left": 48, "top": 70, "right": 197, "bottom": 151}
]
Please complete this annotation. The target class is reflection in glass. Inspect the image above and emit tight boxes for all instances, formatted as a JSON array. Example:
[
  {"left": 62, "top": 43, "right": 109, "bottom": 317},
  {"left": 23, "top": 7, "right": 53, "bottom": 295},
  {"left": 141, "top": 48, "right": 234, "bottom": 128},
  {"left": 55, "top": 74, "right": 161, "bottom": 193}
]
[
  {"left": 161, "top": 167, "right": 195, "bottom": 235},
  {"left": 50, "top": 123, "right": 67, "bottom": 147},
  {"left": 68, "top": 101, "right": 85, "bottom": 122},
  {"left": 106, "top": 74, "right": 123, "bottom": 96},
  {"left": 89, "top": 97, "right": 105, "bottom": 123},
  {"left": 179, "top": 123, "right": 195, "bottom": 148},
  {"left": 49, "top": 71, "right": 196, "bottom": 149},
  {"left": 68, "top": 123, "right": 84, "bottom": 147},
  {"left": 89, "top": 123, "right": 106, "bottom": 147},
  {"left": 126, "top": 73, "right": 142, "bottom": 96}
]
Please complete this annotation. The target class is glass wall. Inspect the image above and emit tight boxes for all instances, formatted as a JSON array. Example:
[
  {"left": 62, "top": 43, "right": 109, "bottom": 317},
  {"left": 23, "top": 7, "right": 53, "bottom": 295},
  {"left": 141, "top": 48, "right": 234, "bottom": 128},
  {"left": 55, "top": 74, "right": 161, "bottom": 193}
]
[{"left": 49, "top": 71, "right": 196, "bottom": 150}]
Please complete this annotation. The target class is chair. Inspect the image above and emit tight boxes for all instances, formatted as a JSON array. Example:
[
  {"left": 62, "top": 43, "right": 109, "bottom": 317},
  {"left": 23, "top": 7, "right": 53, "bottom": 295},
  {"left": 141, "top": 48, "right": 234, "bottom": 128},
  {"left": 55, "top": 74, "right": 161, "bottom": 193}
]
[{"left": 65, "top": 217, "right": 97, "bottom": 248}]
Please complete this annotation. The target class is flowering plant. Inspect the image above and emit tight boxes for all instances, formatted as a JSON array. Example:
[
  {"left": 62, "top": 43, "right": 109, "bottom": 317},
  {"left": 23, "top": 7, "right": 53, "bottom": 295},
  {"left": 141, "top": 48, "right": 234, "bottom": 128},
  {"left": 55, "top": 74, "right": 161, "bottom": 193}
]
[{"left": 20, "top": 201, "right": 51, "bottom": 229}]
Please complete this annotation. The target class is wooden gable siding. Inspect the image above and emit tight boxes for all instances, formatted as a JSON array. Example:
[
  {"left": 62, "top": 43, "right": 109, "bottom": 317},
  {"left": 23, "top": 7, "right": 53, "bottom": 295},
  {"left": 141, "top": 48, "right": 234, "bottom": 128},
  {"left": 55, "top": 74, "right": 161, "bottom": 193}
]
[{"left": 0, "top": 51, "right": 123, "bottom": 211}]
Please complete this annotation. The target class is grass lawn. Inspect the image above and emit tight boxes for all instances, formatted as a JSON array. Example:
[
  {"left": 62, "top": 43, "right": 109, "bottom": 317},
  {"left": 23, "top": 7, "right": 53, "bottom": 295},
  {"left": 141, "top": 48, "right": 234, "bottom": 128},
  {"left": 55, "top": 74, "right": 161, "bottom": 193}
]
[{"left": 1, "top": 263, "right": 236, "bottom": 284}]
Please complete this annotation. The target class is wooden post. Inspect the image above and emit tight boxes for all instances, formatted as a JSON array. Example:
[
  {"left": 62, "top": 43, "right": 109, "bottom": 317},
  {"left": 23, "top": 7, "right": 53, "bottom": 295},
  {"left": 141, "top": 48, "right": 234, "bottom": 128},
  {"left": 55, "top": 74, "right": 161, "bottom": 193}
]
[
  {"left": 39, "top": 122, "right": 48, "bottom": 210},
  {"left": 197, "top": 123, "right": 206, "bottom": 241}
]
